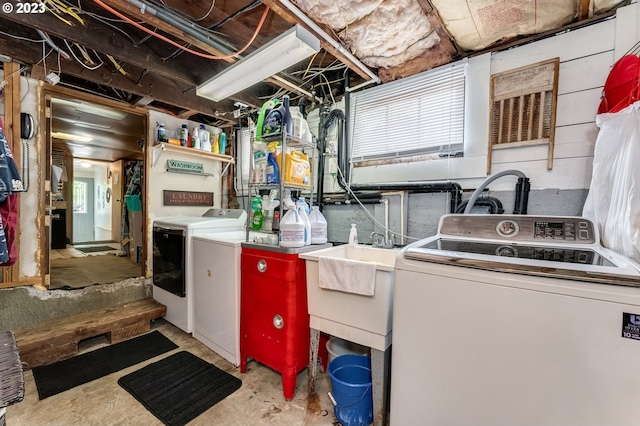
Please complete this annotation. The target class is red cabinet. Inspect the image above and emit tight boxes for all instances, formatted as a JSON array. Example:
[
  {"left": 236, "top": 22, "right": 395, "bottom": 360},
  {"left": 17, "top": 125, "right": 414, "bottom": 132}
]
[{"left": 239, "top": 247, "right": 310, "bottom": 400}]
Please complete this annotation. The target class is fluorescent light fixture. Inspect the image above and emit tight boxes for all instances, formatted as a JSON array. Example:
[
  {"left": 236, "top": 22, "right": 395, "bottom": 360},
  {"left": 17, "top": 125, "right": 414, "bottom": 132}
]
[
  {"left": 52, "top": 98, "right": 128, "bottom": 120},
  {"left": 196, "top": 25, "right": 320, "bottom": 102},
  {"left": 51, "top": 131, "right": 93, "bottom": 142}
]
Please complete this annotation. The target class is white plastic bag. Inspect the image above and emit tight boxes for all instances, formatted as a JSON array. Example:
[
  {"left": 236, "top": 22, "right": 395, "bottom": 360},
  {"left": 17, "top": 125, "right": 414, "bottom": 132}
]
[{"left": 583, "top": 101, "right": 640, "bottom": 262}]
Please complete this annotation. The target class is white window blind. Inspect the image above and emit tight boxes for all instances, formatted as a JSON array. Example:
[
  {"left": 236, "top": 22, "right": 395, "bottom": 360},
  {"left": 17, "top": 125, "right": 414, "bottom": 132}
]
[{"left": 350, "top": 61, "right": 466, "bottom": 162}]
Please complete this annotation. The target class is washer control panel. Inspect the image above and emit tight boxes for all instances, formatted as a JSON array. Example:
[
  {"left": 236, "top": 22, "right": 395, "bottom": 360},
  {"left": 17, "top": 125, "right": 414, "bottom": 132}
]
[{"left": 439, "top": 214, "right": 596, "bottom": 244}]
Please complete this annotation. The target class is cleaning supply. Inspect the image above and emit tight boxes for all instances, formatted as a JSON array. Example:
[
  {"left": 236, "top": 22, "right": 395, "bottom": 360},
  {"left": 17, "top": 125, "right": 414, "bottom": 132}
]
[
  {"left": 251, "top": 195, "right": 263, "bottom": 230},
  {"left": 157, "top": 123, "right": 167, "bottom": 143},
  {"left": 261, "top": 193, "right": 272, "bottom": 230},
  {"left": 279, "top": 206, "right": 305, "bottom": 248},
  {"left": 256, "top": 99, "right": 279, "bottom": 141},
  {"left": 309, "top": 206, "right": 328, "bottom": 244},
  {"left": 297, "top": 196, "right": 310, "bottom": 214},
  {"left": 211, "top": 133, "right": 220, "bottom": 153},
  {"left": 219, "top": 132, "right": 227, "bottom": 154},
  {"left": 266, "top": 152, "right": 280, "bottom": 184},
  {"left": 179, "top": 124, "right": 188, "bottom": 147},
  {"left": 262, "top": 99, "right": 286, "bottom": 137},
  {"left": 192, "top": 126, "right": 201, "bottom": 150},
  {"left": 253, "top": 147, "right": 267, "bottom": 183},
  {"left": 283, "top": 95, "right": 293, "bottom": 136},
  {"left": 276, "top": 150, "right": 311, "bottom": 186},
  {"left": 296, "top": 199, "right": 311, "bottom": 246},
  {"left": 199, "top": 124, "right": 211, "bottom": 152},
  {"left": 348, "top": 224, "right": 358, "bottom": 246}
]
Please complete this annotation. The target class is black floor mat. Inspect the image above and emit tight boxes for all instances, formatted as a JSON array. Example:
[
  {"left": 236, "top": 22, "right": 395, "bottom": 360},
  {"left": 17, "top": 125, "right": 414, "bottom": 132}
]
[
  {"left": 32, "top": 331, "right": 178, "bottom": 399},
  {"left": 118, "top": 351, "right": 242, "bottom": 426}
]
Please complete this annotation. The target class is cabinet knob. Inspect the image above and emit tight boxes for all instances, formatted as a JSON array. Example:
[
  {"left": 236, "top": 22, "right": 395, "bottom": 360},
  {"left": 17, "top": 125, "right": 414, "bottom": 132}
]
[
  {"left": 273, "top": 314, "right": 284, "bottom": 329},
  {"left": 257, "top": 259, "right": 267, "bottom": 273}
]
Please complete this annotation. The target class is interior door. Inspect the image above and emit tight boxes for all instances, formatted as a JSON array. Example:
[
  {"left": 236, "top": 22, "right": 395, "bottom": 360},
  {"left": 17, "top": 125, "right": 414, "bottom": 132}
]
[
  {"left": 110, "top": 160, "right": 123, "bottom": 243},
  {"left": 73, "top": 177, "right": 95, "bottom": 243}
]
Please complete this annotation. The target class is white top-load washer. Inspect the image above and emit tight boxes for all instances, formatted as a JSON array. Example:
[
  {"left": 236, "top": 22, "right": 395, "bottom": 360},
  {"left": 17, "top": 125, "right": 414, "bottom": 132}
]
[
  {"left": 152, "top": 209, "right": 247, "bottom": 333},
  {"left": 191, "top": 230, "right": 268, "bottom": 366},
  {"left": 391, "top": 214, "right": 640, "bottom": 426}
]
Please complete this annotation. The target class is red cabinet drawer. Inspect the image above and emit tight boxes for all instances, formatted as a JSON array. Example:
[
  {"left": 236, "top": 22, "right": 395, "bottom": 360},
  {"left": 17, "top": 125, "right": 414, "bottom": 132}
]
[
  {"left": 241, "top": 248, "right": 298, "bottom": 282},
  {"left": 239, "top": 248, "right": 310, "bottom": 401}
]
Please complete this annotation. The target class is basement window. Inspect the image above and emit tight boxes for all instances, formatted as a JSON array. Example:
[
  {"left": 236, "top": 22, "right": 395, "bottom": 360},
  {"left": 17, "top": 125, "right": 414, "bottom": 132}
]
[{"left": 350, "top": 61, "right": 466, "bottom": 165}]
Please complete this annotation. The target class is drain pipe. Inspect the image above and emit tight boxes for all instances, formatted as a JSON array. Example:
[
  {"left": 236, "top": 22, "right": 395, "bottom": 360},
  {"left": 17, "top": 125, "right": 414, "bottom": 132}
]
[{"left": 463, "top": 170, "right": 528, "bottom": 214}]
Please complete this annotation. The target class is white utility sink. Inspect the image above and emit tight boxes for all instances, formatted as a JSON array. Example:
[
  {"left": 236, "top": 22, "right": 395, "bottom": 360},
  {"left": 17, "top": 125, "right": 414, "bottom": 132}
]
[{"left": 300, "top": 244, "right": 399, "bottom": 351}]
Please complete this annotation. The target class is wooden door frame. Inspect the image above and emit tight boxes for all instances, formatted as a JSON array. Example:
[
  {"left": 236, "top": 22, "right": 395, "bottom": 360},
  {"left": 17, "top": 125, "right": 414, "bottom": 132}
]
[{"left": 40, "top": 84, "right": 150, "bottom": 288}]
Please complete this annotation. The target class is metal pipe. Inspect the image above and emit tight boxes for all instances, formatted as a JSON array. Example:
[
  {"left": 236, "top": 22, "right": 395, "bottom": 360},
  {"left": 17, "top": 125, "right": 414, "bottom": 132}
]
[
  {"left": 382, "top": 190, "right": 406, "bottom": 245},
  {"left": 124, "top": 0, "right": 236, "bottom": 54},
  {"left": 380, "top": 198, "right": 389, "bottom": 242}
]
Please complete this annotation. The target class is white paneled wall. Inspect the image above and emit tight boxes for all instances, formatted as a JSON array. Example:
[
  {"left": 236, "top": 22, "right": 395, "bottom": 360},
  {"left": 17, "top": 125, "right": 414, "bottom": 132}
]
[
  {"left": 482, "top": 15, "right": 618, "bottom": 191},
  {"left": 342, "top": 3, "right": 639, "bottom": 192}
]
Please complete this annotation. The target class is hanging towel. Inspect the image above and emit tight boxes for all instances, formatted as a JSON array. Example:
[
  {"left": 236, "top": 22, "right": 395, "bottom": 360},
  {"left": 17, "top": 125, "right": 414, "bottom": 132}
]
[{"left": 318, "top": 257, "right": 376, "bottom": 296}]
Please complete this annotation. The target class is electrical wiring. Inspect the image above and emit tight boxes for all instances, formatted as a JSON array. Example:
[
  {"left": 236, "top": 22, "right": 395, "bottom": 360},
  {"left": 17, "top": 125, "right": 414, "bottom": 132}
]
[
  {"left": 0, "top": 30, "right": 45, "bottom": 44},
  {"left": 164, "top": 0, "right": 262, "bottom": 61},
  {"left": 36, "top": 30, "right": 70, "bottom": 60},
  {"left": 63, "top": 39, "right": 103, "bottom": 70},
  {"left": 191, "top": 0, "right": 216, "bottom": 22},
  {"left": 92, "top": 0, "right": 270, "bottom": 60},
  {"left": 44, "top": 0, "right": 84, "bottom": 25},
  {"left": 106, "top": 55, "right": 127, "bottom": 75}
]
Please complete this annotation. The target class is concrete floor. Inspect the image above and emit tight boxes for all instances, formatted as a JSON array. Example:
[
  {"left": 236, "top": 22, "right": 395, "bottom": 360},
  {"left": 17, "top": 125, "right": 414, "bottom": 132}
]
[{"left": 6, "top": 318, "right": 338, "bottom": 426}]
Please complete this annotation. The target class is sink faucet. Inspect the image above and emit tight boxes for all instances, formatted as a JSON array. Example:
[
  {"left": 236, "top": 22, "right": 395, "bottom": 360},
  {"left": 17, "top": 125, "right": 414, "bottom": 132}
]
[{"left": 370, "top": 232, "right": 395, "bottom": 249}]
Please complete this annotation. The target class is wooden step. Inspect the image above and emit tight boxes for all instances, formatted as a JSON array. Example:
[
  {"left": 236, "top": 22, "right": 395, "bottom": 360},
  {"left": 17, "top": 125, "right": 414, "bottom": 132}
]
[{"left": 13, "top": 298, "right": 166, "bottom": 370}]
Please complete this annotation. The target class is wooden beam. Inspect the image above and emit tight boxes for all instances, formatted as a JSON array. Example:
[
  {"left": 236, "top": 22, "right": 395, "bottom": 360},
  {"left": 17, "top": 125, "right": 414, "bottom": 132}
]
[
  {"left": 104, "top": 0, "right": 297, "bottom": 98},
  {"left": 261, "top": 0, "right": 374, "bottom": 81},
  {"left": 0, "top": 14, "right": 199, "bottom": 86},
  {"left": 578, "top": 0, "right": 591, "bottom": 20},
  {"left": 103, "top": 0, "right": 237, "bottom": 63},
  {"left": 0, "top": 35, "right": 238, "bottom": 124}
]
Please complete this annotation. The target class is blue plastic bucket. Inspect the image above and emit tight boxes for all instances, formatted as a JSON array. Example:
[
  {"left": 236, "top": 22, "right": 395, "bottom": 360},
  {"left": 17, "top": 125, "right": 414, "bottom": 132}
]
[{"left": 328, "top": 354, "right": 373, "bottom": 426}]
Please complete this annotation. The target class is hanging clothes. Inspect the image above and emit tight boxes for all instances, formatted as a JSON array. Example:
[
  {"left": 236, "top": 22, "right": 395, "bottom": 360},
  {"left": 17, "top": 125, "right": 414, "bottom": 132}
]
[{"left": 0, "top": 117, "right": 24, "bottom": 266}]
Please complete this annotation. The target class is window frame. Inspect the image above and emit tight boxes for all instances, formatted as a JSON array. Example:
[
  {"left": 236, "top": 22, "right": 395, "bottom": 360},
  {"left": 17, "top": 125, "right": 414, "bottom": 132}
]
[{"left": 349, "top": 53, "right": 491, "bottom": 184}]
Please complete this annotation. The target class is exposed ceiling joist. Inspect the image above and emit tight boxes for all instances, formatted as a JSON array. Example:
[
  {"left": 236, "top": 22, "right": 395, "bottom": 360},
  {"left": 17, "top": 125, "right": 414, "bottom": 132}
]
[
  {"left": 261, "top": 0, "right": 375, "bottom": 81},
  {"left": 0, "top": 32, "right": 237, "bottom": 124},
  {"left": 0, "top": 13, "right": 198, "bottom": 86}
]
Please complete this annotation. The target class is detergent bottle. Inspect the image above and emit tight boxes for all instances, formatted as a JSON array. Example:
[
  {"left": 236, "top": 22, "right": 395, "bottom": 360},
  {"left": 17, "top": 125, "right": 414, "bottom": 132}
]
[
  {"left": 199, "top": 124, "right": 211, "bottom": 151},
  {"left": 262, "top": 99, "right": 286, "bottom": 137},
  {"left": 297, "top": 196, "right": 310, "bottom": 214},
  {"left": 309, "top": 206, "right": 328, "bottom": 244},
  {"left": 192, "top": 126, "right": 201, "bottom": 150},
  {"left": 251, "top": 195, "right": 263, "bottom": 230},
  {"left": 296, "top": 198, "right": 311, "bottom": 246},
  {"left": 279, "top": 204, "right": 305, "bottom": 248},
  {"left": 283, "top": 95, "right": 293, "bottom": 136}
]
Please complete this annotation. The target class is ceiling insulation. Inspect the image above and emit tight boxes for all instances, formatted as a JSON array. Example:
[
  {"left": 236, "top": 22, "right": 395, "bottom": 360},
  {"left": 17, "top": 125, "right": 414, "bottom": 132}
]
[
  {"left": 431, "top": 0, "right": 627, "bottom": 52},
  {"left": 431, "top": 0, "right": 581, "bottom": 51},
  {"left": 296, "top": 0, "right": 440, "bottom": 68},
  {"left": 294, "top": 0, "right": 384, "bottom": 30}
]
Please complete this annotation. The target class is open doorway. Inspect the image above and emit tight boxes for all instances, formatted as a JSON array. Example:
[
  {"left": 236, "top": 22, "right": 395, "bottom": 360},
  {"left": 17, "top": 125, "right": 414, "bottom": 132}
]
[{"left": 46, "top": 89, "right": 147, "bottom": 290}]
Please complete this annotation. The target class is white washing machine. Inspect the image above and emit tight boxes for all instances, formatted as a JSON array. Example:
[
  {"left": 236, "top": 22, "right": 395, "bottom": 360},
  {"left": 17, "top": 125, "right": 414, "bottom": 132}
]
[
  {"left": 152, "top": 209, "right": 247, "bottom": 333},
  {"left": 391, "top": 214, "right": 640, "bottom": 426},
  {"left": 191, "top": 231, "right": 267, "bottom": 366}
]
